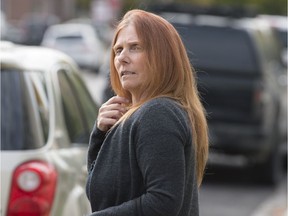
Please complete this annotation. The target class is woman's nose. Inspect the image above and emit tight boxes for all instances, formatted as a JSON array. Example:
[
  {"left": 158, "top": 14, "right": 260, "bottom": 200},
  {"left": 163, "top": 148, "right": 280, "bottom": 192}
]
[{"left": 117, "top": 49, "right": 130, "bottom": 64}]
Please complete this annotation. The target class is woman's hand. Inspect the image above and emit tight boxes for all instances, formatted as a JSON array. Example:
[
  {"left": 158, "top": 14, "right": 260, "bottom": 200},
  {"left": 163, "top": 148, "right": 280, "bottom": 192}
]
[{"left": 97, "top": 96, "right": 130, "bottom": 132}]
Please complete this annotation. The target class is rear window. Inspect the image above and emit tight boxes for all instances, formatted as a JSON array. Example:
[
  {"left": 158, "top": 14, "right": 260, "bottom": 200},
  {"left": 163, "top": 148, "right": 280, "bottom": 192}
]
[
  {"left": 1, "top": 70, "right": 49, "bottom": 150},
  {"left": 55, "top": 35, "right": 84, "bottom": 44},
  {"left": 173, "top": 24, "right": 260, "bottom": 73}
]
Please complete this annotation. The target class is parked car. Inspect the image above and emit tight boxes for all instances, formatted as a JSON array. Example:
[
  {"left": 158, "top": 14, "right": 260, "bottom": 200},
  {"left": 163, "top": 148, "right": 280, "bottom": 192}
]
[
  {"left": 65, "top": 18, "right": 114, "bottom": 48},
  {"left": 0, "top": 11, "right": 23, "bottom": 44},
  {"left": 258, "top": 15, "right": 288, "bottom": 157},
  {"left": 258, "top": 14, "right": 288, "bottom": 66},
  {"left": 1, "top": 41, "right": 99, "bottom": 216},
  {"left": 41, "top": 22, "right": 107, "bottom": 72},
  {"left": 148, "top": 4, "right": 286, "bottom": 185}
]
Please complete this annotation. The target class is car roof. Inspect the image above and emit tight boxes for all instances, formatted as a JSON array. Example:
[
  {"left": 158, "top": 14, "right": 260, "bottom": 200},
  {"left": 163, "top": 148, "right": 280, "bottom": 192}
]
[
  {"left": 158, "top": 12, "right": 274, "bottom": 38},
  {"left": 148, "top": 4, "right": 273, "bottom": 32},
  {"left": 258, "top": 15, "right": 288, "bottom": 31},
  {"left": 160, "top": 11, "right": 268, "bottom": 28},
  {"left": 45, "top": 23, "right": 94, "bottom": 34},
  {"left": 1, "top": 41, "right": 78, "bottom": 72},
  {"left": 42, "top": 23, "right": 97, "bottom": 41}
]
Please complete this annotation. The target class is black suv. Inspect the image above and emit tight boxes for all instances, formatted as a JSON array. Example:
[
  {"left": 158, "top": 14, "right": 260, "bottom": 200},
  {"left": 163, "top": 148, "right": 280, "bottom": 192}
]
[{"left": 148, "top": 4, "right": 287, "bottom": 184}]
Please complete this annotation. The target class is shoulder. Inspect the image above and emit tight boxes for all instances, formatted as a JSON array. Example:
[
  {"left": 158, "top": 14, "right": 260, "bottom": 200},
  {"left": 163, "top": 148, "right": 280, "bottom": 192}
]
[
  {"left": 139, "top": 97, "right": 184, "bottom": 115},
  {"left": 133, "top": 97, "right": 190, "bottom": 129},
  {"left": 130, "top": 97, "right": 192, "bottom": 146}
]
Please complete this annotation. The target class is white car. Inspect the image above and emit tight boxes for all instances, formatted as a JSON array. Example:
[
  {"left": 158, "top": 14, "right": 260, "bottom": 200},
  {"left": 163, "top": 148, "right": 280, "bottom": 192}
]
[
  {"left": 41, "top": 22, "right": 107, "bottom": 72},
  {"left": 1, "top": 41, "right": 98, "bottom": 216}
]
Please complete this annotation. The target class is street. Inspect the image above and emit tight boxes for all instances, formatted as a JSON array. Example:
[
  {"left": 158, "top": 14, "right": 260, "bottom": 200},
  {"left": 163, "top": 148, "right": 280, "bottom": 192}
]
[
  {"left": 81, "top": 69, "right": 287, "bottom": 216},
  {"left": 200, "top": 165, "right": 287, "bottom": 216}
]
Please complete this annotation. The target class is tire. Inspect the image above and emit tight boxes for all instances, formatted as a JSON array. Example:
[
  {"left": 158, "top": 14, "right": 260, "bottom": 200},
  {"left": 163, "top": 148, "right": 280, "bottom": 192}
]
[
  {"left": 253, "top": 122, "right": 283, "bottom": 186},
  {"left": 256, "top": 145, "right": 282, "bottom": 186}
]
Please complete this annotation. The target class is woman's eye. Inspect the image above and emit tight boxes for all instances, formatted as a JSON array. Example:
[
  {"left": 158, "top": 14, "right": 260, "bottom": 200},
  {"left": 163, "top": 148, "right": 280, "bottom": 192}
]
[
  {"left": 130, "top": 45, "right": 141, "bottom": 52},
  {"left": 115, "top": 48, "right": 122, "bottom": 55},
  {"left": 130, "top": 46, "right": 137, "bottom": 51}
]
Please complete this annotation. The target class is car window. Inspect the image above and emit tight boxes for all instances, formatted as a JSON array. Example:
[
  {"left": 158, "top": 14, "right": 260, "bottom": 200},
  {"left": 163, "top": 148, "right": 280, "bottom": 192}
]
[
  {"left": 55, "top": 35, "right": 84, "bottom": 44},
  {"left": 275, "top": 29, "right": 287, "bottom": 48},
  {"left": 252, "top": 27, "right": 285, "bottom": 72},
  {"left": 58, "top": 69, "right": 96, "bottom": 144},
  {"left": 70, "top": 73, "right": 98, "bottom": 131},
  {"left": 173, "top": 24, "right": 260, "bottom": 73},
  {"left": 1, "top": 70, "right": 48, "bottom": 150}
]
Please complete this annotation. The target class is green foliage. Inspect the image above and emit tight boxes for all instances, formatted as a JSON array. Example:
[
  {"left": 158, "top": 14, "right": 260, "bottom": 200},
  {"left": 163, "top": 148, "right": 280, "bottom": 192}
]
[
  {"left": 74, "top": 0, "right": 287, "bottom": 16},
  {"left": 120, "top": 0, "right": 287, "bottom": 15}
]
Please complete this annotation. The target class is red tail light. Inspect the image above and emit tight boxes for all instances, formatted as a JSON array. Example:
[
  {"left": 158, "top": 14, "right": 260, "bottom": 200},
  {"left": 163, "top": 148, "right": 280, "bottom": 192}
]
[
  {"left": 252, "top": 83, "right": 264, "bottom": 118},
  {"left": 7, "top": 160, "right": 57, "bottom": 216},
  {"left": 253, "top": 86, "right": 263, "bottom": 103}
]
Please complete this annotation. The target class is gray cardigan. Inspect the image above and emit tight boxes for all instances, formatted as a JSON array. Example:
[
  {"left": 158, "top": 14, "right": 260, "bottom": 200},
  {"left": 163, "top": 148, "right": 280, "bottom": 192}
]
[{"left": 86, "top": 97, "right": 199, "bottom": 216}]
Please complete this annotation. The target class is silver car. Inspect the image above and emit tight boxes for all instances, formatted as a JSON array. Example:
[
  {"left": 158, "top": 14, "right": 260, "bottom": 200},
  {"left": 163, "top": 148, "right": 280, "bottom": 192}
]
[
  {"left": 1, "top": 41, "right": 98, "bottom": 216},
  {"left": 41, "top": 22, "right": 107, "bottom": 72}
]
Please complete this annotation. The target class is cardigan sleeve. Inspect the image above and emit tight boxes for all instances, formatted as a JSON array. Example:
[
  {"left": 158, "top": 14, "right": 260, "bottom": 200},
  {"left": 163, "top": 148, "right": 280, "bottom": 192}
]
[
  {"left": 87, "top": 123, "right": 106, "bottom": 173},
  {"left": 88, "top": 100, "right": 194, "bottom": 216}
]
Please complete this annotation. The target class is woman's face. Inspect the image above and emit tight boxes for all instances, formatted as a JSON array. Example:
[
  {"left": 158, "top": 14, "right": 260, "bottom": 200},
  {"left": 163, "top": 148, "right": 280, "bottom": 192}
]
[{"left": 113, "top": 24, "right": 149, "bottom": 103}]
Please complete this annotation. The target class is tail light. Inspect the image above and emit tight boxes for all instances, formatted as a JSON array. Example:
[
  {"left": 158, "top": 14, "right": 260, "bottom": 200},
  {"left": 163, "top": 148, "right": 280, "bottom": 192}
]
[
  {"left": 253, "top": 86, "right": 264, "bottom": 104},
  {"left": 7, "top": 160, "right": 57, "bottom": 216},
  {"left": 252, "top": 82, "right": 265, "bottom": 118}
]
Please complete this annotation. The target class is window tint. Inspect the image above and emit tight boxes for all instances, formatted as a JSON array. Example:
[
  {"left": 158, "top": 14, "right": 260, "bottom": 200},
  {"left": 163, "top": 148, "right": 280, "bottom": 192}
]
[
  {"left": 58, "top": 69, "right": 97, "bottom": 144},
  {"left": 1, "top": 70, "right": 48, "bottom": 150},
  {"left": 71, "top": 73, "right": 98, "bottom": 131},
  {"left": 275, "top": 29, "right": 287, "bottom": 48},
  {"left": 55, "top": 35, "right": 84, "bottom": 45},
  {"left": 174, "top": 24, "right": 259, "bottom": 73},
  {"left": 252, "top": 27, "right": 284, "bottom": 70}
]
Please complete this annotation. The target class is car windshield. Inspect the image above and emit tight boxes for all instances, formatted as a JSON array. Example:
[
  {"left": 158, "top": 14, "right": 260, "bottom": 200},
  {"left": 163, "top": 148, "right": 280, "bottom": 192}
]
[
  {"left": 173, "top": 24, "right": 259, "bottom": 73},
  {"left": 1, "top": 69, "right": 49, "bottom": 150}
]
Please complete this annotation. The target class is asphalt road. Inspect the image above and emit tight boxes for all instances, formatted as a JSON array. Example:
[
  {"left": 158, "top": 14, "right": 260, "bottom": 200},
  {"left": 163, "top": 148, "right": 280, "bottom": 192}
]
[
  {"left": 200, "top": 165, "right": 287, "bottom": 216},
  {"left": 82, "top": 69, "right": 287, "bottom": 216}
]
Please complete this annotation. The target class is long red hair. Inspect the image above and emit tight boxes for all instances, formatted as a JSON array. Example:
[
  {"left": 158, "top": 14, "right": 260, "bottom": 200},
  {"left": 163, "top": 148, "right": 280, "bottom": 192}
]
[{"left": 110, "top": 9, "right": 209, "bottom": 187}]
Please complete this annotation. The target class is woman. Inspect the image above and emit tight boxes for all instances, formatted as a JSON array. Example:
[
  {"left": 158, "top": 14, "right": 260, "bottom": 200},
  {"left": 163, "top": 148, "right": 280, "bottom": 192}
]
[{"left": 86, "top": 9, "right": 209, "bottom": 216}]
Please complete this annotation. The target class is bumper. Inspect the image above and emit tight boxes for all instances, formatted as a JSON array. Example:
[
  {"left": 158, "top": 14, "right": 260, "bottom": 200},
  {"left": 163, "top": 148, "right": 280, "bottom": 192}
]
[{"left": 209, "top": 123, "right": 271, "bottom": 156}]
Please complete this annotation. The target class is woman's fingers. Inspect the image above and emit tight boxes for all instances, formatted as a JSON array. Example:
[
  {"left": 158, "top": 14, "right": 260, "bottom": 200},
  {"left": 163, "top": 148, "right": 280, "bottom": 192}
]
[
  {"left": 107, "top": 95, "right": 129, "bottom": 104},
  {"left": 100, "top": 103, "right": 127, "bottom": 114},
  {"left": 97, "top": 96, "right": 130, "bottom": 132}
]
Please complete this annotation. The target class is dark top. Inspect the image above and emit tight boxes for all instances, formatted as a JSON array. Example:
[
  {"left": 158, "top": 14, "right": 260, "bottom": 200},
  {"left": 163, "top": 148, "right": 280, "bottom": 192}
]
[{"left": 86, "top": 97, "right": 199, "bottom": 216}]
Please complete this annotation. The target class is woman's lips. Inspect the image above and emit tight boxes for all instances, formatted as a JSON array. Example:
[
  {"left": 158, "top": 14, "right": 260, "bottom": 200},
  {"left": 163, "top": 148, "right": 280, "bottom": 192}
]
[{"left": 121, "top": 71, "right": 136, "bottom": 77}]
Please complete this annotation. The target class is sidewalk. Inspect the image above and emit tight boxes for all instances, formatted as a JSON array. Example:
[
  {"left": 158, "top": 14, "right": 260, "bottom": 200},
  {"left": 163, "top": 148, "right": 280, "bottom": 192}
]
[{"left": 251, "top": 177, "right": 287, "bottom": 216}]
